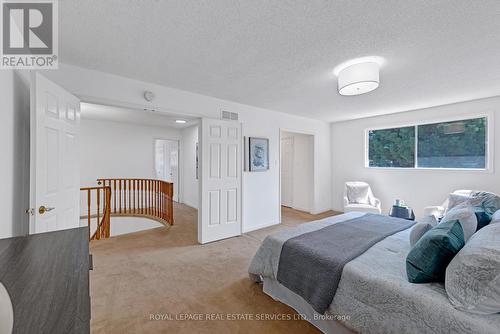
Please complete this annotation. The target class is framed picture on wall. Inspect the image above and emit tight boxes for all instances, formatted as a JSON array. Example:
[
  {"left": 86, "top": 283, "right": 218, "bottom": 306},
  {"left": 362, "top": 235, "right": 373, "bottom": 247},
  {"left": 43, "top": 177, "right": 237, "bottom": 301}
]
[{"left": 248, "top": 137, "right": 269, "bottom": 171}]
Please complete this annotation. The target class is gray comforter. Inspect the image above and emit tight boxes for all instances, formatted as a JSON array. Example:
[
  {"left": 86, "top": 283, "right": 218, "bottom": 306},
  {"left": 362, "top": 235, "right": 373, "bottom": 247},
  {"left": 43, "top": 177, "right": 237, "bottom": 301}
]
[
  {"left": 249, "top": 212, "right": 500, "bottom": 334},
  {"left": 276, "top": 214, "right": 414, "bottom": 314}
]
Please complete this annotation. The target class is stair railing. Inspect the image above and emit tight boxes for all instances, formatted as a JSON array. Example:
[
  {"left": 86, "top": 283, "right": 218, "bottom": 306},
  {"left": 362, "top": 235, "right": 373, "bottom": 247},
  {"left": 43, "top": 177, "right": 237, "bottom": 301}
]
[
  {"left": 80, "top": 186, "right": 111, "bottom": 240},
  {"left": 96, "top": 178, "right": 174, "bottom": 226}
]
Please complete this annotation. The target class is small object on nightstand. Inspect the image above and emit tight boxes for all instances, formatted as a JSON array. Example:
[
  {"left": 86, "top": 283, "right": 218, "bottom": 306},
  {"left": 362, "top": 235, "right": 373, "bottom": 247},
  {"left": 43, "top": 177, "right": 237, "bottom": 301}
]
[{"left": 389, "top": 201, "right": 415, "bottom": 221}]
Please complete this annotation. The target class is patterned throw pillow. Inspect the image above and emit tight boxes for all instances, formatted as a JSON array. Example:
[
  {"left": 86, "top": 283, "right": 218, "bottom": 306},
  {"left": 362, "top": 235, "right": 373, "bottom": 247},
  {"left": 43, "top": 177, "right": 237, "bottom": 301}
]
[
  {"left": 409, "top": 216, "right": 437, "bottom": 247},
  {"left": 406, "top": 219, "right": 465, "bottom": 283},
  {"left": 441, "top": 206, "right": 477, "bottom": 242},
  {"left": 471, "top": 191, "right": 500, "bottom": 217},
  {"left": 446, "top": 223, "right": 500, "bottom": 314}
]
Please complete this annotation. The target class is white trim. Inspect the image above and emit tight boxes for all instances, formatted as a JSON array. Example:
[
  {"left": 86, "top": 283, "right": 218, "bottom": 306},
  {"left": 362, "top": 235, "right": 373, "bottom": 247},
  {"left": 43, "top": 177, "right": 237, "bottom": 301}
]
[
  {"left": 364, "top": 111, "right": 494, "bottom": 172},
  {"left": 279, "top": 129, "right": 316, "bottom": 219},
  {"left": 29, "top": 72, "right": 37, "bottom": 234},
  {"left": 153, "top": 137, "right": 181, "bottom": 202}
]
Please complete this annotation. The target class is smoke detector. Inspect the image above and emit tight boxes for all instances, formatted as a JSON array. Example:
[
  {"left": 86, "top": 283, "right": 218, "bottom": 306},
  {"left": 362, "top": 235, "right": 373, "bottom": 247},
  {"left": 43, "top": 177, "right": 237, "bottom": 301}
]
[{"left": 144, "top": 91, "right": 155, "bottom": 102}]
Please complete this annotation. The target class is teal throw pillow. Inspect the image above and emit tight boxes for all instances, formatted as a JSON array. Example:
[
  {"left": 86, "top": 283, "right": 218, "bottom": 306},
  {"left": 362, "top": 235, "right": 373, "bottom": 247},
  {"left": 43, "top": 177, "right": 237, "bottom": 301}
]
[{"left": 406, "top": 219, "right": 465, "bottom": 283}]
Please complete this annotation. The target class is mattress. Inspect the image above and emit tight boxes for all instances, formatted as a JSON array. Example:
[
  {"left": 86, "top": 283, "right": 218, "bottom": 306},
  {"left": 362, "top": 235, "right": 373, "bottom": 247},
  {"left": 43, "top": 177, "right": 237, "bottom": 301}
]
[{"left": 250, "top": 213, "right": 500, "bottom": 334}]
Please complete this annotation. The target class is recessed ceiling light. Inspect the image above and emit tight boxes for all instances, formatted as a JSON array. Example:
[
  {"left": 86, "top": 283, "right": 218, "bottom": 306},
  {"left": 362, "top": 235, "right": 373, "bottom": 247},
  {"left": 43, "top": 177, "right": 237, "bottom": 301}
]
[{"left": 175, "top": 120, "right": 187, "bottom": 124}]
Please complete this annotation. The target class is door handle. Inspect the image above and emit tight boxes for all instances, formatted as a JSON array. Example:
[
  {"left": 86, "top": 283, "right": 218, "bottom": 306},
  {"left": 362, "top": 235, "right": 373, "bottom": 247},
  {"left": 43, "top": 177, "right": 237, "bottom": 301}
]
[{"left": 38, "top": 206, "right": 55, "bottom": 215}]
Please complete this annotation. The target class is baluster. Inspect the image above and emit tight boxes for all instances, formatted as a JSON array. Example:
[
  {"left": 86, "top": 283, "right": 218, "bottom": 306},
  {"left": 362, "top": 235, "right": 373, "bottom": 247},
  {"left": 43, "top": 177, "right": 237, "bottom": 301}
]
[
  {"left": 128, "top": 179, "right": 132, "bottom": 213},
  {"left": 164, "top": 182, "right": 168, "bottom": 223},
  {"left": 149, "top": 179, "right": 151, "bottom": 215},
  {"left": 87, "top": 189, "right": 91, "bottom": 239},
  {"left": 96, "top": 188, "right": 101, "bottom": 240},
  {"left": 154, "top": 180, "right": 160, "bottom": 217},
  {"left": 164, "top": 182, "right": 167, "bottom": 220},
  {"left": 113, "top": 179, "right": 117, "bottom": 214},
  {"left": 119, "top": 180, "right": 122, "bottom": 214},
  {"left": 140, "top": 180, "right": 143, "bottom": 214},
  {"left": 160, "top": 182, "right": 163, "bottom": 220},
  {"left": 168, "top": 182, "right": 174, "bottom": 225},
  {"left": 126, "top": 179, "right": 129, "bottom": 213},
  {"left": 106, "top": 187, "right": 111, "bottom": 238},
  {"left": 133, "top": 179, "right": 136, "bottom": 214},
  {"left": 148, "top": 180, "right": 152, "bottom": 216}
]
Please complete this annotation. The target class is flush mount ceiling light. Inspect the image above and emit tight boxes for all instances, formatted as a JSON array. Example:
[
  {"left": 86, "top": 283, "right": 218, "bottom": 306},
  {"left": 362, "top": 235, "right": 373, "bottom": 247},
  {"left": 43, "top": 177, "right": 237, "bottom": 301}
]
[
  {"left": 175, "top": 119, "right": 187, "bottom": 124},
  {"left": 334, "top": 56, "right": 384, "bottom": 96}
]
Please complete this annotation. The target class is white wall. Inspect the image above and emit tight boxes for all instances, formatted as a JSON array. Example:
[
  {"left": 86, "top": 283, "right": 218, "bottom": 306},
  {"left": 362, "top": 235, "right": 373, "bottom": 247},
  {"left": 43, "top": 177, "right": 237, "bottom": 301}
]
[
  {"left": 80, "top": 118, "right": 181, "bottom": 187},
  {"left": 331, "top": 97, "right": 500, "bottom": 218},
  {"left": 281, "top": 131, "right": 313, "bottom": 212},
  {"left": 181, "top": 125, "right": 199, "bottom": 208},
  {"left": 42, "top": 64, "right": 332, "bottom": 232},
  {"left": 0, "top": 70, "right": 30, "bottom": 239}
]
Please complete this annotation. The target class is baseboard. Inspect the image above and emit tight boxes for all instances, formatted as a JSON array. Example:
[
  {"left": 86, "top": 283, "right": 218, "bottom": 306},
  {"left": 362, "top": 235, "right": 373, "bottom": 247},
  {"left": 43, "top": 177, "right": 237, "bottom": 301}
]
[
  {"left": 291, "top": 205, "right": 312, "bottom": 213},
  {"left": 180, "top": 200, "right": 198, "bottom": 210},
  {"left": 242, "top": 220, "right": 279, "bottom": 233},
  {"left": 311, "top": 206, "right": 337, "bottom": 215}
]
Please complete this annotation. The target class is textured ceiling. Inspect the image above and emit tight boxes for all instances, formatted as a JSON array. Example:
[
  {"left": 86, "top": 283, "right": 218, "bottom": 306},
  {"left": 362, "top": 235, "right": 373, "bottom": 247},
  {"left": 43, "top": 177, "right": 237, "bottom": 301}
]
[{"left": 60, "top": 1, "right": 500, "bottom": 122}]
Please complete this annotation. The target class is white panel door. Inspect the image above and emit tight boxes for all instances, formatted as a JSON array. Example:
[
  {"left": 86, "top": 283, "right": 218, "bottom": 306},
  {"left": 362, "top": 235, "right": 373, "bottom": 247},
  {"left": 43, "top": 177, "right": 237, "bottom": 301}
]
[
  {"left": 154, "top": 139, "right": 179, "bottom": 202},
  {"left": 198, "top": 118, "right": 242, "bottom": 244},
  {"left": 281, "top": 136, "right": 294, "bottom": 207},
  {"left": 30, "top": 72, "right": 81, "bottom": 234}
]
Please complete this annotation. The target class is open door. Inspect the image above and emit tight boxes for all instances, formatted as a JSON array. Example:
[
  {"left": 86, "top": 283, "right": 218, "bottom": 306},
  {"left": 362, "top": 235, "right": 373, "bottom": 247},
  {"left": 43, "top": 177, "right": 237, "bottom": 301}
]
[
  {"left": 198, "top": 118, "right": 242, "bottom": 244},
  {"left": 154, "top": 139, "right": 179, "bottom": 202},
  {"left": 29, "top": 72, "right": 81, "bottom": 234},
  {"left": 280, "top": 136, "right": 294, "bottom": 207}
]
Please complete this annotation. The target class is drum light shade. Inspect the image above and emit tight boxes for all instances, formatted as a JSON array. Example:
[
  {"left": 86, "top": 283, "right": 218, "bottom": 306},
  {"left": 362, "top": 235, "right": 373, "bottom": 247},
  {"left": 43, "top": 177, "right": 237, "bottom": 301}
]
[{"left": 338, "top": 61, "right": 379, "bottom": 96}]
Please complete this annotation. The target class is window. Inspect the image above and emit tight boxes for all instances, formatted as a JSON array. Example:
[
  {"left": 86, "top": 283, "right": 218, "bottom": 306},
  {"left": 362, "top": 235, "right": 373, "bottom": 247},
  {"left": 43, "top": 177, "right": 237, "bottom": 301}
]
[
  {"left": 367, "top": 117, "right": 488, "bottom": 169},
  {"left": 368, "top": 126, "right": 415, "bottom": 168}
]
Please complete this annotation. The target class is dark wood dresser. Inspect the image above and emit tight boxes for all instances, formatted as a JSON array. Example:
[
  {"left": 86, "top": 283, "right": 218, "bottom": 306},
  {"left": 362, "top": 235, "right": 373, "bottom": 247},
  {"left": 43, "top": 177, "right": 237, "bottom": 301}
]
[{"left": 0, "top": 227, "right": 90, "bottom": 334}]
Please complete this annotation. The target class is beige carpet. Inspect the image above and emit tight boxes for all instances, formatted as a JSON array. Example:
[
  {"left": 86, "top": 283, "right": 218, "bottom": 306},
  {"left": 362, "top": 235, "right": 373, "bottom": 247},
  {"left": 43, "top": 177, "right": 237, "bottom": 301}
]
[{"left": 90, "top": 204, "right": 340, "bottom": 333}]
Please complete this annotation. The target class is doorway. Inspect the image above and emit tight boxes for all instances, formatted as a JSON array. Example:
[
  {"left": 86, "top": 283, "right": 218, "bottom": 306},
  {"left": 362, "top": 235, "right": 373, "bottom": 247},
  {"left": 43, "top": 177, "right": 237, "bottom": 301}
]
[
  {"left": 280, "top": 130, "right": 314, "bottom": 213},
  {"left": 154, "top": 139, "right": 179, "bottom": 202}
]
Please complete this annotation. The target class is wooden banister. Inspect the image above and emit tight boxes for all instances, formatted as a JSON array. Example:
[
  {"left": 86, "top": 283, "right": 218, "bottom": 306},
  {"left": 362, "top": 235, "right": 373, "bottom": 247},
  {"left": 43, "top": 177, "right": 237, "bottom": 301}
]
[
  {"left": 80, "top": 186, "right": 111, "bottom": 241},
  {"left": 96, "top": 178, "right": 174, "bottom": 227}
]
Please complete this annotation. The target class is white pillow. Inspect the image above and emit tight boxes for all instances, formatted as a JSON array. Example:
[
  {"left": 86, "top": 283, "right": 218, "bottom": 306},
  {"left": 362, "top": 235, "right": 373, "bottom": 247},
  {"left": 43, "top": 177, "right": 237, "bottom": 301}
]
[
  {"left": 441, "top": 206, "right": 477, "bottom": 242},
  {"left": 445, "top": 223, "right": 500, "bottom": 315},
  {"left": 346, "top": 184, "right": 370, "bottom": 204},
  {"left": 409, "top": 220, "right": 435, "bottom": 247},
  {"left": 491, "top": 210, "right": 500, "bottom": 224},
  {"left": 447, "top": 193, "right": 472, "bottom": 211}
]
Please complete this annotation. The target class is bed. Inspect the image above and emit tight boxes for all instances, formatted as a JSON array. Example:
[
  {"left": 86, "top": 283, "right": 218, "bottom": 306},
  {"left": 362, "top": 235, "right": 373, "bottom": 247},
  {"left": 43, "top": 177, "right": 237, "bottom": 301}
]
[{"left": 248, "top": 212, "right": 500, "bottom": 334}]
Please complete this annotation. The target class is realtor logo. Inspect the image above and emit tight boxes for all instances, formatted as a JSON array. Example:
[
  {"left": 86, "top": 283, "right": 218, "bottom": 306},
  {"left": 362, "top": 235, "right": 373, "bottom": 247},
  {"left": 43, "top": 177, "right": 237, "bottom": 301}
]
[{"left": 1, "top": 0, "right": 58, "bottom": 69}]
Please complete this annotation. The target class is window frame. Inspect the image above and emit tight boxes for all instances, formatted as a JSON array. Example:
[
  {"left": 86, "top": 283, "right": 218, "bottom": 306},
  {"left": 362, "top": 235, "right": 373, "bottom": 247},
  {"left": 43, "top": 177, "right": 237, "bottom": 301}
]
[{"left": 364, "top": 112, "right": 494, "bottom": 172}]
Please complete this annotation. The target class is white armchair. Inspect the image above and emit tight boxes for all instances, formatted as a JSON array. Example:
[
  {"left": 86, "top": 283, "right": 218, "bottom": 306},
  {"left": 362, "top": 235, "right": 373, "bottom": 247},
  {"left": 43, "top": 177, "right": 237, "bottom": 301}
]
[
  {"left": 423, "top": 189, "right": 474, "bottom": 219},
  {"left": 343, "top": 181, "right": 382, "bottom": 214}
]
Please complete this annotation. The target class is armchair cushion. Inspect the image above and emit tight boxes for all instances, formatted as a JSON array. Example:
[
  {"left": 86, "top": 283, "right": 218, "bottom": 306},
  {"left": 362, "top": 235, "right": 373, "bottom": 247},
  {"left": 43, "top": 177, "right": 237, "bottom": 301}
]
[
  {"left": 346, "top": 183, "right": 370, "bottom": 204},
  {"left": 344, "top": 203, "right": 381, "bottom": 214}
]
